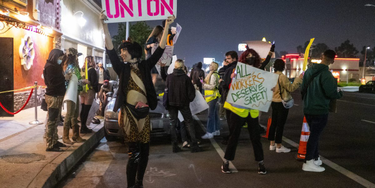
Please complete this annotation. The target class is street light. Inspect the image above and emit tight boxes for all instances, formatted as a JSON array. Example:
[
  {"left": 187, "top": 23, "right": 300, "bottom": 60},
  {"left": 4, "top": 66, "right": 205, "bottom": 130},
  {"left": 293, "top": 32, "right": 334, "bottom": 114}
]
[
  {"left": 362, "top": 46, "right": 370, "bottom": 81},
  {"left": 365, "top": 4, "right": 375, "bottom": 7}
]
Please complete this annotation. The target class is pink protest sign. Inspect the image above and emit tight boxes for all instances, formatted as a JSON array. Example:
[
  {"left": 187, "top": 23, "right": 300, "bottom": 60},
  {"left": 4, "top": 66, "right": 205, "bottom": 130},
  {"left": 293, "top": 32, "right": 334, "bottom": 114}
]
[{"left": 102, "top": 0, "right": 177, "bottom": 23}]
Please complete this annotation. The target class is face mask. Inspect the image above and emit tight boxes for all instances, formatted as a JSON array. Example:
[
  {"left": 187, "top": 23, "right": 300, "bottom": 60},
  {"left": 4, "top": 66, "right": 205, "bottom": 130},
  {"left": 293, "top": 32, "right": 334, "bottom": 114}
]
[{"left": 57, "top": 59, "right": 62, "bottom": 65}]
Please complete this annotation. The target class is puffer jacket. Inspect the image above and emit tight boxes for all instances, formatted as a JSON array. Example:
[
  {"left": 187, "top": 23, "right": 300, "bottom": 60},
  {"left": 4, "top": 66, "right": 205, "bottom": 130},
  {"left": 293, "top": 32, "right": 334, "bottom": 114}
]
[
  {"left": 272, "top": 71, "right": 302, "bottom": 102},
  {"left": 166, "top": 68, "right": 196, "bottom": 106}
]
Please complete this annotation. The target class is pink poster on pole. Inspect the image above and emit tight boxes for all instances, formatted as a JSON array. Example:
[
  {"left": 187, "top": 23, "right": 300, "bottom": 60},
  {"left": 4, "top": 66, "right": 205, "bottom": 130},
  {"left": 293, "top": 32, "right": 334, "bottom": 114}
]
[{"left": 102, "top": 0, "right": 177, "bottom": 23}]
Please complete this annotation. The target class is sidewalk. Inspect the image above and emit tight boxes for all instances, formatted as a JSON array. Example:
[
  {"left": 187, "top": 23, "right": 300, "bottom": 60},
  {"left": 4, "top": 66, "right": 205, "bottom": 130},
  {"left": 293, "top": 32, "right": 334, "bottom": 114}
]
[{"left": 0, "top": 108, "right": 104, "bottom": 188}]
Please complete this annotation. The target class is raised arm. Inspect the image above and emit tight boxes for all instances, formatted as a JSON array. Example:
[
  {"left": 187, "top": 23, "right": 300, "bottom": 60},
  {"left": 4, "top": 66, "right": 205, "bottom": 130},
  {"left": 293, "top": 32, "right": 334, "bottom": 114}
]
[
  {"left": 159, "top": 15, "right": 175, "bottom": 49},
  {"left": 100, "top": 10, "right": 114, "bottom": 50}
]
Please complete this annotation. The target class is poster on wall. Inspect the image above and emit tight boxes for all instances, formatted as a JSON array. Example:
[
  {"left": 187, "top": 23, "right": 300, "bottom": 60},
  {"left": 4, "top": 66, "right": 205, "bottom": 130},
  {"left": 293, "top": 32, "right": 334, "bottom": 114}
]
[
  {"left": 102, "top": 0, "right": 177, "bottom": 23},
  {"left": 226, "top": 62, "right": 279, "bottom": 112}
]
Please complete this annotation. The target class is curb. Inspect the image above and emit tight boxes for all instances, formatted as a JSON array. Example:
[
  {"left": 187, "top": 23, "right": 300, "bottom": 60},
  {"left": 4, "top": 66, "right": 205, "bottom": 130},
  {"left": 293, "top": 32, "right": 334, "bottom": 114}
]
[{"left": 28, "top": 126, "right": 104, "bottom": 188}]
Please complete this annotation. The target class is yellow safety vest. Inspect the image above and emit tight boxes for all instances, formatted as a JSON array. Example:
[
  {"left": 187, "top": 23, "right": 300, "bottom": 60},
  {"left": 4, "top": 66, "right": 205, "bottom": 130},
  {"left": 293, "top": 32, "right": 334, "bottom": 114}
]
[
  {"left": 223, "top": 101, "right": 259, "bottom": 118},
  {"left": 204, "top": 73, "right": 221, "bottom": 103}
]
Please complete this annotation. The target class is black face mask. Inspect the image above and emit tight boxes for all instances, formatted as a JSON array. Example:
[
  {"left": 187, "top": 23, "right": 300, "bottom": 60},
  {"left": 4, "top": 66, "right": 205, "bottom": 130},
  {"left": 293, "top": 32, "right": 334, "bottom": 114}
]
[{"left": 245, "top": 57, "right": 256, "bottom": 65}]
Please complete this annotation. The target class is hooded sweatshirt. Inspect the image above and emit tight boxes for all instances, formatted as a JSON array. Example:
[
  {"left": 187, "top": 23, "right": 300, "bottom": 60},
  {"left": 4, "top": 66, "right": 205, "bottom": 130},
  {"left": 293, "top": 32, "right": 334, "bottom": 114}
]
[
  {"left": 43, "top": 49, "right": 66, "bottom": 96},
  {"left": 166, "top": 68, "right": 196, "bottom": 106},
  {"left": 302, "top": 63, "right": 343, "bottom": 115}
]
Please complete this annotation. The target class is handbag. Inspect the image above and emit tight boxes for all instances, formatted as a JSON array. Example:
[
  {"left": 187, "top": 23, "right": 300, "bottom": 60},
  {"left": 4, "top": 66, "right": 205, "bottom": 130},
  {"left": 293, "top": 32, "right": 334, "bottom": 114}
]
[
  {"left": 126, "top": 103, "right": 149, "bottom": 120},
  {"left": 278, "top": 78, "right": 294, "bottom": 109}
]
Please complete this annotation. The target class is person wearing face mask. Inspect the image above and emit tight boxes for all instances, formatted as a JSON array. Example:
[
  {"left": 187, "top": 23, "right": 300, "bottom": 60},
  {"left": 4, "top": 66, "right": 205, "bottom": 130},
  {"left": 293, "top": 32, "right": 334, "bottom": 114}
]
[
  {"left": 101, "top": 11, "right": 175, "bottom": 188},
  {"left": 43, "top": 49, "right": 67, "bottom": 151},
  {"left": 221, "top": 45, "right": 274, "bottom": 175}
]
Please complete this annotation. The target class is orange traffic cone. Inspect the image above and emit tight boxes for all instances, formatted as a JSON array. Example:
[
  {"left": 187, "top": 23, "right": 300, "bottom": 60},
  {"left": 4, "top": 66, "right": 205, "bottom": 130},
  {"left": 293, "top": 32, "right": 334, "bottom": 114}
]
[
  {"left": 262, "top": 116, "right": 272, "bottom": 138},
  {"left": 297, "top": 116, "right": 310, "bottom": 160}
]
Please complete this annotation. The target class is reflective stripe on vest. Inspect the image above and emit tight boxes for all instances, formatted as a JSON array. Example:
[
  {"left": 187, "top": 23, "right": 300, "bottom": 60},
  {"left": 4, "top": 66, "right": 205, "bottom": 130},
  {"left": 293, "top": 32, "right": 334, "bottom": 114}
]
[
  {"left": 204, "top": 73, "right": 221, "bottom": 103},
  {"left": 223, "top": 102, "right": 259, "bottom": 118}
]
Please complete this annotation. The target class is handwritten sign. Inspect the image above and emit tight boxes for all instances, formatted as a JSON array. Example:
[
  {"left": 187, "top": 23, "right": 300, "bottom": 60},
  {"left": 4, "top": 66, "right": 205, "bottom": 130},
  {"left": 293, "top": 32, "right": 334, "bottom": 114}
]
[
  {"left": 226, "top": 62, "right": 279, "bottom": 112},
  {"left": 102, "top": 0, "right": 177, "bottom": 23}
]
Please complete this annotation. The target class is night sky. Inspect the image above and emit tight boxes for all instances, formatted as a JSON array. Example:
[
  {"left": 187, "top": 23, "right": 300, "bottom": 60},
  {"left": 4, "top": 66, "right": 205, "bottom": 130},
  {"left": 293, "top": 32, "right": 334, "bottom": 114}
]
[{"left": 108, "top": 0, "right": 375, "bottom": 67}]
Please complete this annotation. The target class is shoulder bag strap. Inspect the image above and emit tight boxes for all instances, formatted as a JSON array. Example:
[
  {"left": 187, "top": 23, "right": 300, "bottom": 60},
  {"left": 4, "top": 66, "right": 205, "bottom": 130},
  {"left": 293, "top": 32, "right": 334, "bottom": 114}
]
[
  {"left": 278, "top": 77, "right": 283, "bottom": 100},
  {"left": 301, "top": 69, "right": 324, "bottom": 100}
]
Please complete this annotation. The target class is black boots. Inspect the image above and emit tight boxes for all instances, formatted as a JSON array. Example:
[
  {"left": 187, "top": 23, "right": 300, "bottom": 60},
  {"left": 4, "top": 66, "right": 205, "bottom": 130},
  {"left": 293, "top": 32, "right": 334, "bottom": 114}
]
[
  {"left": 172, "top": 142, "right": 182, "bottom": 153},
  {"left": 80, "top": 104, "right": 93, "bottom": 133}
]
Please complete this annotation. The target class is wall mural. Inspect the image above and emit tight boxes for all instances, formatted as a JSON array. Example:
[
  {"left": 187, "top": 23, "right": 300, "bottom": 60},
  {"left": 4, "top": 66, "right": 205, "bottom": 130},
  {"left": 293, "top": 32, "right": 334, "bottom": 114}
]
[{"left": 19, "top": 35, "right": 35, "bottom": 70}]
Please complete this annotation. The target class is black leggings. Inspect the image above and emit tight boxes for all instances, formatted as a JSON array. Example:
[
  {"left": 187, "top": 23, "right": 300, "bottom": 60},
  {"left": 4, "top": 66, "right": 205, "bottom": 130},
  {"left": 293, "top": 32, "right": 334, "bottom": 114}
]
[
  {"left": 127, "top": 142, "right": 150, "bottom": 187},
  {"left": 268, "top": 102, "right": 289, "bottom": 143}
]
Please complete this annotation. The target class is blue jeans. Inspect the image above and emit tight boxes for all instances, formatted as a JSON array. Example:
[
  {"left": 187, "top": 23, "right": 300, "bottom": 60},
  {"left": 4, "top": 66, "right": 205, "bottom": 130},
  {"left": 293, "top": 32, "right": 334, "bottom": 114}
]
[
  {"left": 206, "top": 98, "right": 220, "bottom": 133},
  {"left": 305, "top": 114, "right": 329, "bottom": 161}
]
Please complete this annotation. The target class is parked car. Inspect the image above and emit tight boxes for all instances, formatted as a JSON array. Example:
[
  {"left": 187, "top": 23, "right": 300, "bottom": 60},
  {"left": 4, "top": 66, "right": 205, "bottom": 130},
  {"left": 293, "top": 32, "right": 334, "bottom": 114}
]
[
  {"left": 359, "top": 81, "right": 375, "bottom": 93},
  {"left": 104, "top": 80, "right": 170, "bottom": 141}
]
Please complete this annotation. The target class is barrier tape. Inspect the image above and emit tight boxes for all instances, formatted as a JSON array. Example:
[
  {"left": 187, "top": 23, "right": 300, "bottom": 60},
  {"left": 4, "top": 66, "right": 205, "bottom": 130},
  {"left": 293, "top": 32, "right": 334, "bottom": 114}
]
[
  {"left": 0, "top": 88, "right": 34, "bottom": 115},
  {"left": 0, "top": 86, "right": 35, "bottom": 94}
]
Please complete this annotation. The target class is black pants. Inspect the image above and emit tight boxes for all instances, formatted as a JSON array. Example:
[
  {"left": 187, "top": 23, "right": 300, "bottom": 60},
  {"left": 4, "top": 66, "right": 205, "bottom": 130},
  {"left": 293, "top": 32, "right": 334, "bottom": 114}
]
[
  {"left": 305, "top": 114, "right": 328, "bottom": 161},
  {"left": 127, "top": 142, "right": 150, "bottom": 187},
  {"left": 268, "top": 102, "right": 289, "bottom": 143},
  {"left": 224, "top": 112, "right": 264, "bottom": 161},
  {"left": 168, "top": 105, "right": 197, "bottom": 144}
]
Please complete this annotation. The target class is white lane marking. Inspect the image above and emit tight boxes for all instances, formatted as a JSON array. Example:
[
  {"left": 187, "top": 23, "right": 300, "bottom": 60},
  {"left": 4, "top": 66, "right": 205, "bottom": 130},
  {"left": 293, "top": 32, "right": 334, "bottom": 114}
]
[
  {"left": 361, "top": 119, "right": 375, "bottom": 124},
  {"left": 193, "top": 115, "right": 238, "bottom": 173},
  {"left": 338, "top": 100, "right": 375, "bottom": 107},
  {"left": 282, "top": 137, "right": 375, "bottom": 188}
]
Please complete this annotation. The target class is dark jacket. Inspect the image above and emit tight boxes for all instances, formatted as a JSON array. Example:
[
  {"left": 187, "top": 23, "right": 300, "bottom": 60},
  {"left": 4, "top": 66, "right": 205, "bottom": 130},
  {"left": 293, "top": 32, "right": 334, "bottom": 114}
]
[
  {"left": 218, "top": 64, "right": 229, "bottom": 102},
  {"left": 190, "top": 62, "right": 205, "bottom": 91},
  {"left": 43, "top": 49, "right": 66, "bottom": 96},
  {"left": 87, "top": 68, "right": 99, "bottom": 92},
  {"left": 106, "top": 47, "right": 164, "bottom": 112},
  {"left": 96, "top": 68, "right": 110, "bottom": 82},
  {"left": 220, "top": 61, "right": 237, "bottom": 102},
  {"left": 166, "top": 68, "right": 196, "bottom": 107},
  {"left": 302, "top": 63, "right": 343, "bottom": 115}
]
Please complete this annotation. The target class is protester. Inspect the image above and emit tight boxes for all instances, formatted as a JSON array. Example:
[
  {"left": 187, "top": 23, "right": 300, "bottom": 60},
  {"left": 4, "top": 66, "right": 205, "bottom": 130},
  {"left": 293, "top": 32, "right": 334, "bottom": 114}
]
[
  {"left": 301, "top": 50, "right": 343, "bottom": 172},
  {"left": 98, "top": 80, "right": 111, "bottom": 117},
  {"left": 201, "top": 62, "right": 221, "bottom": 139},
  {"left": 166, "top": 59, "right": 200, "bottom": 153},
  {"left": 43, "top": 49, "right": 67, "bottom": 151},
  {"left": 145, "top": 25, "right": 163, "bottom": 84},
  {"left": 101, "top": 12, "right": 174, "bottom": 188},
  {"left": 190, "top": 62, "right": 205, "bottom": 94},
  {"left": 62, "top": 48, "right": 87, "bottom": 144},
  {"left": 80, "top": 56, "right": 98, "bottom": 133},
  {"left": 221, "top": 45, "right": 274, "bottom": 175},
  {"left": 96, "top": 62, "right": 110, "bottom": 92},
  {"left": 268, "top": 59, "right": 303, "bottom": 153},
  {"left": 218, "top": 60, "right": 229, "bottom": 120}
]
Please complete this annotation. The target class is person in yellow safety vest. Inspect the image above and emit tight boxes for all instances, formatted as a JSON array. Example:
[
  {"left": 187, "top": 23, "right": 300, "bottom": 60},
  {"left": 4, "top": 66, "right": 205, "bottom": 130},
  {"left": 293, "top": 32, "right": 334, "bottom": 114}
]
[
  {"left": 221, "top": 45, "right": 274, "bottom": 175},
  {"left": 201, "top": 62, "right": 221, "bottom": 139}
]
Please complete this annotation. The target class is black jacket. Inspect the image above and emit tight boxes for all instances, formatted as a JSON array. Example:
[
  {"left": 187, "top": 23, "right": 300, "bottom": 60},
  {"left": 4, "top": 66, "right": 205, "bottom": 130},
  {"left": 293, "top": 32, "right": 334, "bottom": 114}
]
[
  {"left": 43, "top": 49, "right": 66, "bottom": 96},
  {"left": 96, "top": 68, "right": 110, "bottom": 82},
  {"left": 106, "top": 47, "right": 164, "bottom": 112},
  {"left": 166, "top": 69, "right": 195, "bottom": 107}
]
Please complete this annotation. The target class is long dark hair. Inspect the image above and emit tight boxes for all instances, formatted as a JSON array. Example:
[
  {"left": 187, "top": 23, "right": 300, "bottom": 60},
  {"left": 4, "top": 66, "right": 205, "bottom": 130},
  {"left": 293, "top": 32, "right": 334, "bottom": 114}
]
[{"left": 239, "top": 46, "right": 261, "bottom": 68}]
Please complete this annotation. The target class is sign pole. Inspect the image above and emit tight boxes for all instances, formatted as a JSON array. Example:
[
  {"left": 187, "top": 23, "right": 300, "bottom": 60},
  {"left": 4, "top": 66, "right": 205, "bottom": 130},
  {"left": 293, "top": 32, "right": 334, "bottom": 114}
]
[{"left": 126, "top": 22, "right": 129, "bottom": 40}]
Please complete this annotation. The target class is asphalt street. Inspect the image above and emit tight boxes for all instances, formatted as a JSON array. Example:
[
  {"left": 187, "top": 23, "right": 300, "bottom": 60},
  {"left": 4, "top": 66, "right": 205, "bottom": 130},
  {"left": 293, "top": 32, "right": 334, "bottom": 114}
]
[{"left": 59, "top": 91, "right": 375, "bottom": 188}]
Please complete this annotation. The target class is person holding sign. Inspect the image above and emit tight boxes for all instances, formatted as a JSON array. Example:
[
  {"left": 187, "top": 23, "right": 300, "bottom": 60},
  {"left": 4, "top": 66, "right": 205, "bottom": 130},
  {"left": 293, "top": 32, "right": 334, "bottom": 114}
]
[
  {"left": 100, "top": 11, "right": 175, "bottom": 188},
  {"left": 268, "top": 59, "right": 303, "bottom": 153},
  {"left": 221, "top": 45, "right": 274, "bottom": 175},
  {"left": 201, "top": 62, "right": 221, "bottom": 139}
]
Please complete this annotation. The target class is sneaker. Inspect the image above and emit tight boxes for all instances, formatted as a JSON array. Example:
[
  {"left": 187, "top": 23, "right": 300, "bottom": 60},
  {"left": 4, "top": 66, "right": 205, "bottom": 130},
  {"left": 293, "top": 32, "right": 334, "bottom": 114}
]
[
  {"left": 314, "top": 157, "right": 323, "bottom": 166},
  {"left": 221, "top": 162, "right": 231, "bottom": 174},
  {"left": 276, "top": 145, "right": 291, "bottom": 153},
  {"left": 269, "top": 144, "right": 276, "bottom": 151},
  {"left": 201, "top": 132, "right": 213, "bottom": 139},
  {"left": 302, "top": 160, "right": 325, "bottom": 172},
  {"left": 182, "top": 141, "right": 190, "bottom": 148},
  {"left": 258, "top": 162, "right": 267, "bottom": 175},
  {"left": 213, "top": 130, "right": 220, "bottom": 136}
]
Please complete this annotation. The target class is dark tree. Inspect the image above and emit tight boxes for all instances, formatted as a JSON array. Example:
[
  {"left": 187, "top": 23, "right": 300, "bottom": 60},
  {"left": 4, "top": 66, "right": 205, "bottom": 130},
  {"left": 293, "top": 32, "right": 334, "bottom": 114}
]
[
  {"left": 334, "top": 40, "right": 359, "bottom": 58},
  {"left": 310, "top": 43, "right": 329, "bottom": 59}
]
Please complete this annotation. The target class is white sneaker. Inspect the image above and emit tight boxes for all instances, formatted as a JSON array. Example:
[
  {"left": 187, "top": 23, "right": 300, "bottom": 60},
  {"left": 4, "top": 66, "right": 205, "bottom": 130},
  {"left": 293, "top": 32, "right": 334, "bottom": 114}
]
[
  {"left": 302, "top": 160, "right": 325, "bottom": 172},
  {"left": 269, "top": 144, "right": 276, "bottom": 151},
  {"left": 201, "top": 132, "right": 213, "bottom": 139},
  {"left": 213, "top": 130, "right": 220, "bottom": 136},
  {"left": 276, "top": 145, "right": 291, "bottom": 153},
  {"left": 314, "top": 157, "right": 322, "bottom": 166}
]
